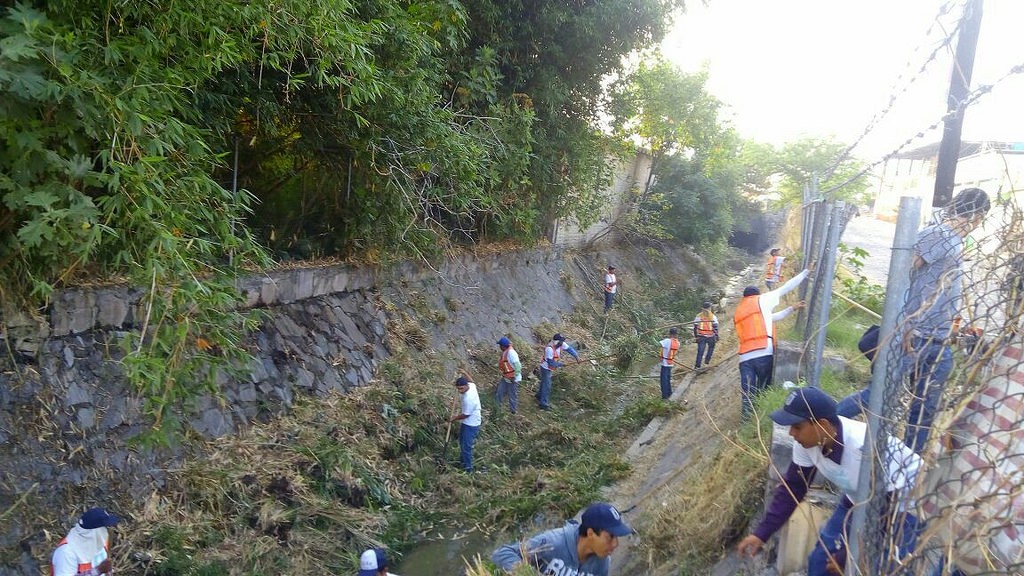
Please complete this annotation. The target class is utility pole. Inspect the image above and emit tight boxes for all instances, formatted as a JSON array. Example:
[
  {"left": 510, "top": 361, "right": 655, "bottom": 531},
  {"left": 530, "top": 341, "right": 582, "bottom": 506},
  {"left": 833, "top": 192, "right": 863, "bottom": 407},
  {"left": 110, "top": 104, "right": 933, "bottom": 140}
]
[{"left": 932, "top": 0, "right": 984, "bottom": 208}]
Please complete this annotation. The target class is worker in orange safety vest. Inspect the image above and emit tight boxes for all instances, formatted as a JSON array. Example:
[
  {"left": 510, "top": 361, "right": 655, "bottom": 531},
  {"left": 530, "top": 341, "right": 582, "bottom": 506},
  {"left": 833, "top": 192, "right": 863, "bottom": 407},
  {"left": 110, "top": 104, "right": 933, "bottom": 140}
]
[
  {"left": 657, "top": 328, "right": 681, "bottom": 399},
  {"left": 51, "top": 507, "right": 120, "bottom": 576},
  {"left": 734, "top": 264, "right": 811, "bottom": 418},
  {"left": 692, "top": 302, "right": 719, "bottom": 370},
  {"left": 765, "top": 248, "right": 785, "bottom": 290}
]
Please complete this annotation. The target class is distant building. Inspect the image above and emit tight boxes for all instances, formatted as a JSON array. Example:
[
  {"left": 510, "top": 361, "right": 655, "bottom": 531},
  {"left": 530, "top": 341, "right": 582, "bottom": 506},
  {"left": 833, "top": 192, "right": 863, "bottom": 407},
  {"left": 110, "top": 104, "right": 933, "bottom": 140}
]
[{"left": 872, "top": 141, "right": 1024, "bottom": 221}]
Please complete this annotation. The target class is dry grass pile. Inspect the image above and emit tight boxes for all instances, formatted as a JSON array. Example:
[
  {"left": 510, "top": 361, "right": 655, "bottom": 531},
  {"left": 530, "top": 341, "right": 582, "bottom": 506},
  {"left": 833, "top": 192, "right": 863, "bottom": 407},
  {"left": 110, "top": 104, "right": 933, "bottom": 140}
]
[
  {"left": 119, "top": 386, "right": 435, "bottom": 574},
  {"left": 638, "top": 434, "right": 767, "bottom": 568}
]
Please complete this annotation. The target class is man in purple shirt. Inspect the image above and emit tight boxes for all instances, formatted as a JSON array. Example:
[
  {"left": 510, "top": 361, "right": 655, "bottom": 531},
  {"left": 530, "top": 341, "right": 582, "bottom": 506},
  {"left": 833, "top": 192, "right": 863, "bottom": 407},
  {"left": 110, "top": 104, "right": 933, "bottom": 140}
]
[{"left": 736, "top": 387, "right": 921, "bottom": 575}]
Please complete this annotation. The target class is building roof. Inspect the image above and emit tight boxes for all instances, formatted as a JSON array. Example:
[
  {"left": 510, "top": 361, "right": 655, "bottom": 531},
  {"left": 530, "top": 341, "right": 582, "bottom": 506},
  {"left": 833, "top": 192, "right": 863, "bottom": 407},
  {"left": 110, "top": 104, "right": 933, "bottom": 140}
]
[{"left": 894, "top": 141, "right": 1024, "bottom": 160}]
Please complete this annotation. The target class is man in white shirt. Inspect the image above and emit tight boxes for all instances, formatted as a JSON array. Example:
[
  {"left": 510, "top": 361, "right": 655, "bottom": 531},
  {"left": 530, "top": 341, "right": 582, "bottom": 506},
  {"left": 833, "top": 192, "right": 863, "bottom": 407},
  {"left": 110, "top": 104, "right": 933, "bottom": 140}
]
[
  {"left": 451, "top": 376, "right": 482, "bottom": 472},
  {"left": 51, "top": 507, "right": 120, "bottom": 576},
  {"left": 733, "top": 266, "right": 811, "bottom": 418},
  {"left": 737, "top": 387, "right": 921, "bottom": 575},
  {"left": 604, "top": 265, "right": 617, "bottom": 312}
]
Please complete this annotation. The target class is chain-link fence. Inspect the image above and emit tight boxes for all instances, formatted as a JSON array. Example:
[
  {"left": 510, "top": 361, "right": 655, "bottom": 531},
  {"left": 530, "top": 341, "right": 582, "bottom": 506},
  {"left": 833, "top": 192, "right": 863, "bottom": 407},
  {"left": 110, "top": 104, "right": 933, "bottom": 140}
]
[{"left": 846, "top": 188, "right": 1024, "bottom": 575}]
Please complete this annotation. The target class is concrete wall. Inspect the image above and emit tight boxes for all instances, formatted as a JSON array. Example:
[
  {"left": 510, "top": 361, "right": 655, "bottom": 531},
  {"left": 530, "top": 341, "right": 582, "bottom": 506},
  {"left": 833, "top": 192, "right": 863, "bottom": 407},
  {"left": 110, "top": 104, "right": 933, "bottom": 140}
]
[{"left": 554, "top": 152, "right": 652, "bottom": 247}]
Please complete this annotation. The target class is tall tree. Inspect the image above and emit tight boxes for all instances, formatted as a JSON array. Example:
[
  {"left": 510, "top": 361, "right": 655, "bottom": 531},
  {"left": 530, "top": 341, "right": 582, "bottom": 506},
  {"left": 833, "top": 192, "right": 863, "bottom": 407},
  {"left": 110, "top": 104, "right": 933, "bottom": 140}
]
[
  {"left": 606, "top": 56, "right": 725, "bottom": 198},
  {"left": 446, "top": 0, "right": 688, "bottom": 237},
  {"left": 775, "top": 137, "right": 870, "bottom": 205}
]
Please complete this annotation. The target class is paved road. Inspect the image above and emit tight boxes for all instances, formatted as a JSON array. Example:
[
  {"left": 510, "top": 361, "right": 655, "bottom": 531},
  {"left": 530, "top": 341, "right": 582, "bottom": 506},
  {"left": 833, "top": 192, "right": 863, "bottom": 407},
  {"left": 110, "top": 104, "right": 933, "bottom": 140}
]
[{"left": 840, "top": 215, "right": 898, "bottom": 285}]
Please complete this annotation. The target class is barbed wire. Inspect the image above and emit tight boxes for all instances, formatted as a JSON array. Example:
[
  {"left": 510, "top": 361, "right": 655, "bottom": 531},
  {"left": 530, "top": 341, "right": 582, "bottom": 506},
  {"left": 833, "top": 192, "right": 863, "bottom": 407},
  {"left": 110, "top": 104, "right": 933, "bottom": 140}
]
[
  {"left": 822, "top": 0, "right": 968, "bottom": 181},
  {"left": 819, "top": 58, "right": 1024, "bottom": 198}
]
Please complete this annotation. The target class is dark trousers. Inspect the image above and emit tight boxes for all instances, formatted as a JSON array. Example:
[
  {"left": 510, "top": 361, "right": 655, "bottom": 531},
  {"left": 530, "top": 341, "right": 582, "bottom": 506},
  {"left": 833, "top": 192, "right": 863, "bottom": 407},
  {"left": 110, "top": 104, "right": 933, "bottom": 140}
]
[
  {"left": 659, "top": 365, "right": 673, "bottom": 399},
  {"left": 459, "top": 423, "right": 479, "bottom": 472},
  {"left": 495, "top": 377, "right": 518, "bottom": 413},
  {"left": 904, "top": 338, "right": 953, "bottom": 454},
  {"left": 537, "top": 367, "right": 553, "bottom": 408},
  {"left": 695, "top": 335, "right": 716, "bottom": 368},
  {"left": 604, "top": 291, "right": 615, "bottom": 311},
  {"left": 739, "top": 355, "right": 774, "bottom": 417}
]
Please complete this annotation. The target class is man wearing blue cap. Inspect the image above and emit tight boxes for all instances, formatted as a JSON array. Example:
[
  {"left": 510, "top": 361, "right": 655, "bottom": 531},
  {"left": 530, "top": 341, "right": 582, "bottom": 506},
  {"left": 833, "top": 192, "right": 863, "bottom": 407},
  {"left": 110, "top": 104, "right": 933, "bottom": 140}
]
[
  {"left": 358, "top": 548, "right": 397, "bottom": 576},
  {"left": 495, "top": 336, "right": 522, "bottom": 414},
  {"left": 451, "top": 375, "right": 482, "bottom": 472},
  {"left": 491, "top": 502, "right": 633, "bottom": 574},
  {"left": 51, "top": 507, "right": 120, "bottom": 576},
  {"left": 736, "top": 387, "right": 921, "bottom": 575}
]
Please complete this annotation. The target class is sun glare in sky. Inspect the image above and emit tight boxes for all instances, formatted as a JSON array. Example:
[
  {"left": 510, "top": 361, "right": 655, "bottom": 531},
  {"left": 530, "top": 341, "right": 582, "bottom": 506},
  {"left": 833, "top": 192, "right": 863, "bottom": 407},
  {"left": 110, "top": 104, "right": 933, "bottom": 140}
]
[{"left": 662, "top": 0, "right": 1024, "bottom": 161}]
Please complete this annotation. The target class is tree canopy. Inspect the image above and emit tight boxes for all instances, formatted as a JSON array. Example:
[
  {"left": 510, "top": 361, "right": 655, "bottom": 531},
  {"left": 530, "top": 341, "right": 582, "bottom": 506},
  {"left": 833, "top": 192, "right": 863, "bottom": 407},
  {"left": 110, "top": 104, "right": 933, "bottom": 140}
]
[{"left": 0, "top": 0, "right": 692, "bottom": 436}]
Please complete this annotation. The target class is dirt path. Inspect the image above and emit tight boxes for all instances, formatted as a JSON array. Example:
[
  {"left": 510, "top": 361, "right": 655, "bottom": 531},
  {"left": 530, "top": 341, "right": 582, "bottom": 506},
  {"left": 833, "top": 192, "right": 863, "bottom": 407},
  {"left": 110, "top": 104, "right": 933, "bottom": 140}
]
[{"left": 607, "top": 269, "right": 760, "bottom": 574}]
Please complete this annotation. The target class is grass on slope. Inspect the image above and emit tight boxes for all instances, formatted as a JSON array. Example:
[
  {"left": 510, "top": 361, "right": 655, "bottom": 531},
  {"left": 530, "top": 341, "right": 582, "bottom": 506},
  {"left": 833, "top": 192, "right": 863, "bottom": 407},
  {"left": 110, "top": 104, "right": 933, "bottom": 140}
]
[{"left": 114, "top": 248, "right": 722, "bottom": 576}]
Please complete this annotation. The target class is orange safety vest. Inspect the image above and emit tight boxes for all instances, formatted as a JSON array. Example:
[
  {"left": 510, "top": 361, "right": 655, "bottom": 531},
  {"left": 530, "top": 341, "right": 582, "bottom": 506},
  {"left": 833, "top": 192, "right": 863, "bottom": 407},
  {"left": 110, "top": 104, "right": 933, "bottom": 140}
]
[
  {"left": 52, "top": 537, "right": 109, "bottom": 576},
  {"left": 696, "top": 312, "right": 716, "bottom": 337},
  {"left": 734, "top": 296, "right": 769, "bottom": 354},
  {"left": 662, "top": 338, "right": 679, "bottom": 363},
  {"left": 765, "top": 255, "right": 777, "bottom": 280},
  {"left": 499, "top": 348, "right": 516, "bottom": 378},
  {"left": 544, "top": 345, "right": 562, "bottom": 370}
]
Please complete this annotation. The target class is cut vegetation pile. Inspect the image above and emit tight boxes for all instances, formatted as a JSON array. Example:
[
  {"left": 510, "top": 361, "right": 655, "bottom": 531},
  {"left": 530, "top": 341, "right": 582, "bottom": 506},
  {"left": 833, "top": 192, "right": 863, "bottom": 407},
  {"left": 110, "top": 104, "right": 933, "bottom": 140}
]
[{"left": 107, "top": 247, "right": 726, "bottom": 575}]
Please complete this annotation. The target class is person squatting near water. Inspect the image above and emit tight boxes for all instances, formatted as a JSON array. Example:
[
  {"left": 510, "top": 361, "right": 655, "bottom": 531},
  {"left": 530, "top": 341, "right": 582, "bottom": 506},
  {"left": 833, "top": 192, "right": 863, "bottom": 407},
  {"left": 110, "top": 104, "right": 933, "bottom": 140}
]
[
  {"left": 451, "top": 376, "right": 482, "bottom": 473},
  {"left": 51, "top": 507, "right": 120, "bottom": 576},
  {"left": 900, "top": 187, "right": 990, "bottom": 454},
  {"left": 765, "top": 248, "right": 785, "bottom": 291},
  {"left": 536, "top": 333, "right": 580, "bottom": 410},
  {"left": 733, "top": 265, "right": 811, "bottom": 418},
  {"left": 657, "top": 328, "right": 680, "bottom": 399},
  {"left": 491, "top": 502, "right": 634, "bottom": 575},
  {"left": 603, "top": 265, "right": 618, "bottom": 312},
  {"left": 495, "top": 336, "right": 522, "bottom": 414},
  {"left": 693, "top": 301, "right": 719, "bottom": 370},
  {"left": 737, "top": 387, "right": 921, "bottom": 576}
]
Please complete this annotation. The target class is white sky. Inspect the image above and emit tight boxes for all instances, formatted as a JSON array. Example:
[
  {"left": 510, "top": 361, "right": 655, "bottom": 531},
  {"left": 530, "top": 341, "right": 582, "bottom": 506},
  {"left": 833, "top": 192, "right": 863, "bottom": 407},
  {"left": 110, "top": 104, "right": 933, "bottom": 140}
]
[{"left": 662, "top": 0, "right": 1024, "bottom": 161}]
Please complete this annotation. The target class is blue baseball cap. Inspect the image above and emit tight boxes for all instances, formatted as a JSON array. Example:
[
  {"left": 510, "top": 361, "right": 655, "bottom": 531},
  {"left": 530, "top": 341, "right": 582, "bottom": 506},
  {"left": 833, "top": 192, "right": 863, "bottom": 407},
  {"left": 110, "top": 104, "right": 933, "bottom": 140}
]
[
  {"left": 581, "top": 502, "right": 634, "bottom": 537},
  {"left": 454, "top": 376, "right": 469, "bottom": 387},
  {"left": 770, "top": 387, "right": 837, "bottom": 426},
  {"left": 497, "top": 337, "right": 511, "bottom": 348},
  {"left": 79, "top": 508, "right": 120, "bottom": 529},
  {"left": 359, "top": 548, "right": 388, "bottom": 576}
]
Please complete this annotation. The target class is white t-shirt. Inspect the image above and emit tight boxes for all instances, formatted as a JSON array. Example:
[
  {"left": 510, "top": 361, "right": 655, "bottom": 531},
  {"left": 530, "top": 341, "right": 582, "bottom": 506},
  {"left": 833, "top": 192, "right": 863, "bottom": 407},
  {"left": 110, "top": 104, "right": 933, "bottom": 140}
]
[
  {"left": 505, "top": 347, "right": 522, "bottom": 382},
  {"left": 738, "top": 269, "right": 809, "bottom": 362},
  {"left": 51, "top": 526, "right": 109, "bottom": 576},
  {"left": 658, "top": 338, "right": 679, "bottom": 367},
  {"left": 460, "top": 382, "right": 482, "bottom": 426},
  {"left": 771, "top": 256, "right": 786, "bottom": 282},
  {"left": 792, "top": 416, "right": 920, "bottom": 497},
  {"left": 605, "top": 273, "right": 617, "bottom": 294}
]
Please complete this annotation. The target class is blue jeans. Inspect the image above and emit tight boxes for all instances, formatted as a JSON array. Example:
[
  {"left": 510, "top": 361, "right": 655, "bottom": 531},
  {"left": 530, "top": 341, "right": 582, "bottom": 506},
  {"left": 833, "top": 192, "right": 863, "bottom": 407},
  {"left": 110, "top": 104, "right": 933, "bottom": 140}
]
[
  {"left": 836, "top": 387, "right": 869, "bottom": 418},
  {"left": 739, "top": 355, "right": 774, "bottom": 417},
  {"left": 459, "top": 423, "right": 479, "bottom": 472},
  {"left": 808, "top": 496, "right": 919, "bottom": 576},
  {"left": 495, "top": 377, "right": 518, "bottom": 413},
  {"left": 904, "top": 339, "right": 953, "bottom": 454},
  {"left": 695, "top": 335, "right": 716, "bottom": 367},
  {"left": 659, "top": 365, "right": 672, "bottom": 399},
  {"left": 604, "top": 291, "right": 615, "bottom": 311},
  {"left": 538, "top": 367, "right": 553, "bottom": 408}
]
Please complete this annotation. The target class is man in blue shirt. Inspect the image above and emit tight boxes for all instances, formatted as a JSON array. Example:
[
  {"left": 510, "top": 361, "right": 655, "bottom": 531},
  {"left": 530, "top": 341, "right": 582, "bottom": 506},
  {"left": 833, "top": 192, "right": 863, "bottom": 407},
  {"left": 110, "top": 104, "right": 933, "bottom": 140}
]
[
  {"left": 491, "top": 502, "right": 633, "bottom": 575},
  {"left": 901, "top": 187, "right": 989, "bottom": 453}
]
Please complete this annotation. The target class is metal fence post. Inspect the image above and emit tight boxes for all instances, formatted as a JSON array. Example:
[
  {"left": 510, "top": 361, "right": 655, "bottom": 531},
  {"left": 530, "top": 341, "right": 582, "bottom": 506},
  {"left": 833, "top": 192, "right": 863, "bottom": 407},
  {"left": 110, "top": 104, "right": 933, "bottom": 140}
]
[
  {"left": 807, "top": 202, "right": 845, "bottom": 388},
  {"left": 846, "top": 196, "right": 921, "bottom": 575}
]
